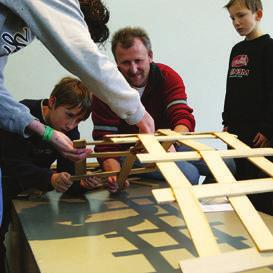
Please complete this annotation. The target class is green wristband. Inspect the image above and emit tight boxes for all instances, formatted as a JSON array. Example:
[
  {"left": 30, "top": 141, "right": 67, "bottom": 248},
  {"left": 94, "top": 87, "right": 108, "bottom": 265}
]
[{"left": 42, "top": 126, "right": 54, "bottom": 142}]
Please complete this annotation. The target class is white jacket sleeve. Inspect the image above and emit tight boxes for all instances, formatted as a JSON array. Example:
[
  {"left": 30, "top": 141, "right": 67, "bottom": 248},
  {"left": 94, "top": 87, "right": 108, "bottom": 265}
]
[{"left": 1, "top": 0, "right": 145, "bottom": 125}]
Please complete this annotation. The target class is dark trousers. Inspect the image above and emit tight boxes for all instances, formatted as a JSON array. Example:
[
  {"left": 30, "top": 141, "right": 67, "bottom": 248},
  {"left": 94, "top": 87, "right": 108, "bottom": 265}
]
[{"left": 228, "top": 125, "right": 273, "bottom": 215}]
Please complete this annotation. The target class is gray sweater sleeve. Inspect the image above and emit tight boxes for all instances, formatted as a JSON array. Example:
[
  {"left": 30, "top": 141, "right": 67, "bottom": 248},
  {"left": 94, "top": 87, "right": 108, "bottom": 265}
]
[
  {"left": 1, "top": 0, "right": 145, "bottom": 125},
  {"left": 0, "top": 56, "right": 35, "bottom": 136}
]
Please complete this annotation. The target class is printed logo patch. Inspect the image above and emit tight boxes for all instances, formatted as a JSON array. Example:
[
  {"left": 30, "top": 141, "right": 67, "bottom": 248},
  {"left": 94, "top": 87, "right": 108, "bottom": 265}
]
[
  {"left": 230, "top": 54, "right": 249, "bottom": 78},
  {"left": 1, "top": 27, "right": 30, "bottom": 54},
  {"left": 231, "top": 54, "right": 249, "bottom": 67}
]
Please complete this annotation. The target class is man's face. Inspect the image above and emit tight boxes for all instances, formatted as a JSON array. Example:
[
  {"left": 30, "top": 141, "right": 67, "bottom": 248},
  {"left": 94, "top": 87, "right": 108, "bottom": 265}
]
[
  {"left": 228, "top": 2, "right": 262, "bottom": 40},
  {"left": 114, "top": 38, "right": 153, "bottom": 88},
  {"left": 48, "top": 98, "right": 86, "bottom": 133}
]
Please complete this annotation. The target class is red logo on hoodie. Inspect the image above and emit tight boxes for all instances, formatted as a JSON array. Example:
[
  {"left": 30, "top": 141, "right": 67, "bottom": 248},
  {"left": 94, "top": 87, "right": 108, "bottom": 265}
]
[{"left": 231, "top": 55, "right": 249, "bottom": 67}]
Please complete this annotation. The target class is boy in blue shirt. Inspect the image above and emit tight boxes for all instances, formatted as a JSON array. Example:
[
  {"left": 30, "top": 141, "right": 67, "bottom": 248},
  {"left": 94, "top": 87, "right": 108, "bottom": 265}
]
[{"left": 222, "top": 0, "right": 273, "bottom": 215}]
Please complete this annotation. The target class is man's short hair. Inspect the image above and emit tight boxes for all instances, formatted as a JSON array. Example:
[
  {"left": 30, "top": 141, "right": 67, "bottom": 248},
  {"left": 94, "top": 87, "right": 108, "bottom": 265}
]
[
  {"left": 224, "top": 0, "right": 263, "bottom": 12},
  {"left": 50, "top": 77, "right": 92, "bottom": 120},
  {"left": 111, "top": 27, "right": 152, "bottom": 57}
]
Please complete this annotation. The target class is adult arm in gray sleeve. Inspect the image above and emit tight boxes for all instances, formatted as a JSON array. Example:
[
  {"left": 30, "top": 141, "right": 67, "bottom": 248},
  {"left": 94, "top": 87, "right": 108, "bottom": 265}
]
[
  {"left": 0, "top": 56, "right": 35, "bottom": 137},
  {"left": 1, "top": 0, "right": 145, "bottom": 125}
]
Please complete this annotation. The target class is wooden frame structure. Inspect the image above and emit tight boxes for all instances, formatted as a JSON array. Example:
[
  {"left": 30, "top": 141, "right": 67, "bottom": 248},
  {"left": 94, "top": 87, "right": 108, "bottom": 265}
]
[{"left": 72, "top": 130, "right": 273, "bottom": 273}]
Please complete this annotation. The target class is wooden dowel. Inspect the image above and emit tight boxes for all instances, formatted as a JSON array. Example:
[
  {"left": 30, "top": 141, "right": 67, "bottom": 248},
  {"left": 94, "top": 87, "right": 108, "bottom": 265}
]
[
  {"left": 70, "top": 166, "right": 157, "bottom": 182},
  {"left": 86, "top": 151, "right": 131, "bottom": 158}
]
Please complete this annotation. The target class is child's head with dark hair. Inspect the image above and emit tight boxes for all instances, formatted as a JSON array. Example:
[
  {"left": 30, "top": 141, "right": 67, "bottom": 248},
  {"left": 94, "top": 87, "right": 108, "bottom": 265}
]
[
  {"left": 46, "top": 77, "right": 92, "bottom": 132},
  {"left": 79, "top": 0, "right": 110, "bottom": 44},
  {"left": 50, "top": 77, "right": 92, "bottom": 121}
]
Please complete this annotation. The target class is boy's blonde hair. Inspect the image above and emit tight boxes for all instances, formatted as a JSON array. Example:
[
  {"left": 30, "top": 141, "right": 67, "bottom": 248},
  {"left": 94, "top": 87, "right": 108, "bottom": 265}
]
[{"left": 224, "top": 0, "right": 263, "bottom": 12}]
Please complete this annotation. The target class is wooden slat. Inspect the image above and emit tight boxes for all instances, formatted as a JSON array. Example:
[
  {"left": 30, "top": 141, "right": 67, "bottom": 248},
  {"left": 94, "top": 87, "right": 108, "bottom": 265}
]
[
  {"left": 152, "top": 188, "right": 176, "bottom": 203},
  {"left": 73, "top": 139, "right": 87, "bottom": 176},
  {"left": 157, "top": 130, "right": 176, "bottom": 151},
  {"left": 158, "top": 129, "right": 214, "bottom": 151},
  {"left": 105, "top": 131, "right": 216, "bottom": 138},
  {"left": 194, "top": 178, "right": 273, "bottom": 199},
  {"left": 179, "top": 139, "right": 214, "bottom": 151},
  {"left": 137, "top": 148, "right": 273, "bottom": 163},
  {"left": 215, "top": 132, "right": 273, "bottom": 177},
  {"left": 180, "top": 248, "right": 273, "bottom": 273},
  {"left": 138, "top": 134, "right": 220, "bottom": 257},
  {"left": 116, "top": 152, "right": 137, "bottom": 190},
  {"left": 86, "top": 132, "right": 216, "bottom": 145},
  {"left": 151, "top": 131, "right": 273, "bottom": 251},
  {"left": 201, "top": 150, "right": 273, "bottom": 252},
  {"left": 152, "top": 178, "right": 273, "bottom": 203},
  {"left": 86, "top": 162, "right": 100, "bottom": 168}
]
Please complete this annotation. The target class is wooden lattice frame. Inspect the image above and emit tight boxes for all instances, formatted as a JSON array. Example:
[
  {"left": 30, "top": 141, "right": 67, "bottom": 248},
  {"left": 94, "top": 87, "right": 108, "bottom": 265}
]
[{"left": 72, "top": 131, "right": 273, "bottom": 273}]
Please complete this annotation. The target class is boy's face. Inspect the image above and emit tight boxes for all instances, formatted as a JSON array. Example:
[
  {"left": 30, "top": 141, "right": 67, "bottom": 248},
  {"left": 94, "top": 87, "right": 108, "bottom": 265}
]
[
  {"left": 228, "top": 2, "right": 262, "bottom": 40},
  {"left": 47, "top": 99, "right": 86, "bottom": 133},
  {"left": 114, "top": 38, "right": 153, "bottom": 88}
]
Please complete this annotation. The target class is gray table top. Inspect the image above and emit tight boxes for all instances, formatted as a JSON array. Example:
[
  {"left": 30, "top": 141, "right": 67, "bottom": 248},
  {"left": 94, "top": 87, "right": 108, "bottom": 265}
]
[{"left": 12, "top": 184, "right": 273, "bottom": 273}]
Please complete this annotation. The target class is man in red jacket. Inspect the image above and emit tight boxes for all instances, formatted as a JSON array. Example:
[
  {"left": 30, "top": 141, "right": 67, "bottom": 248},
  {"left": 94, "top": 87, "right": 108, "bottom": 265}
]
[{"left": 92, "top": 27, "right": 230, "bottom": 192}]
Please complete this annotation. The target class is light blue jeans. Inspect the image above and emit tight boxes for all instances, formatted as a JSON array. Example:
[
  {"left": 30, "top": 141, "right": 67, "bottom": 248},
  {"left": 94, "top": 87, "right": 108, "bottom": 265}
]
[{"left": 127, "top": 145, "right": 236, "bottom": 185}]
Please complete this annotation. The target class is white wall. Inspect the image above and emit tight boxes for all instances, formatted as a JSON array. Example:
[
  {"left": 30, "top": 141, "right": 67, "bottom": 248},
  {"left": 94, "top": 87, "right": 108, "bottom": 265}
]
[{"left": 4, "top": 0, "right": 273, "bottom": 140}]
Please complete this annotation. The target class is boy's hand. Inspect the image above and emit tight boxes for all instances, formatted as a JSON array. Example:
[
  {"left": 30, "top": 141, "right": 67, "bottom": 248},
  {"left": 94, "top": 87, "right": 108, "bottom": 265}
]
[
  {"left": 253, "top": 132, "right": 270, "bottom": 147},
  {"left": 51, "top": 172, "right": 72, "bottom": 192},
  {"left": 80, "top": 176, "right": 102, "bottom": 190}
]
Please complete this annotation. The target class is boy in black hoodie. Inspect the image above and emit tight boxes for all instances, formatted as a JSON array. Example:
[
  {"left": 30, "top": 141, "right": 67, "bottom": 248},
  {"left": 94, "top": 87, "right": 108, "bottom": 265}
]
[{"left": 222, "top": 0, "right": 273, "bottom": 215}]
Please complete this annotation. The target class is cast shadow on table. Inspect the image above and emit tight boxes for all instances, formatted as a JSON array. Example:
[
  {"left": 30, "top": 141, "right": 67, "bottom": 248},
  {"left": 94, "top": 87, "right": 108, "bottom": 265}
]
[{"left": 15, "top": 185, "right": 252, "bottom": 273}]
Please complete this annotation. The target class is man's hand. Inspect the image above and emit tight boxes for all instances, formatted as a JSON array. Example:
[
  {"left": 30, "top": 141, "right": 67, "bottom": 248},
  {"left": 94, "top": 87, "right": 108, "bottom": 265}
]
[
  {"left": 103, "top": 158, "right": 129, "bottom": 193},
  {"left": 174, "top": 124, "right": 189, "bottom": 133},
  {"left": 253, "top": 132, "right": 270, "bottom": 147},
  {"left": 168, "top": 144, "right": 176, "bottom": 153},
  {"left": 136, "top": 111, "right": 155, "bottom": 133},
  {"left": 51, "top": 172, "right": 72, "bottom": 192}
]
